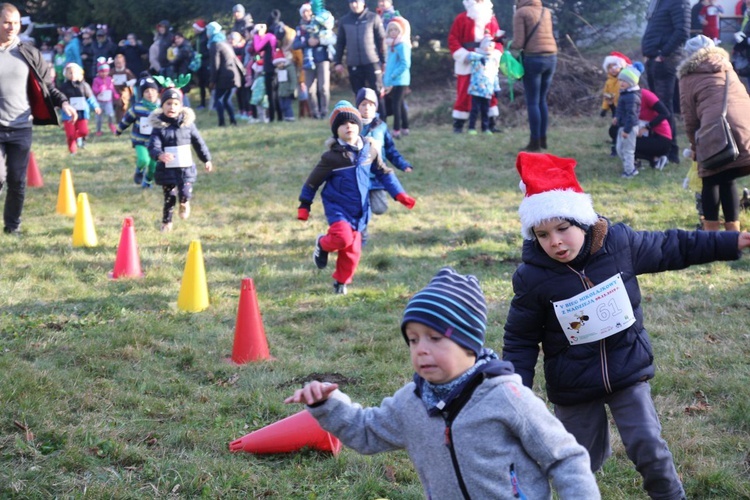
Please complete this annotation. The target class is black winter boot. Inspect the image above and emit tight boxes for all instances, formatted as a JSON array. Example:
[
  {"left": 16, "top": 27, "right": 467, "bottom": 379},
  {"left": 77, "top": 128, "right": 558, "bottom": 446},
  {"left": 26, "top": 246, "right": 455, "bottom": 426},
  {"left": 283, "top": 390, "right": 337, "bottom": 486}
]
[
  {"left": 521, "top": 138, "right": 541, "bottom": 152},
  {"left": 453, "top": 119, "right": 465, "bottom": 134},
  {"left": 540, "top": 136, "right": 547, "bottom": 149},
  {"left": 488, "top": 117, "right": 502, "bottom": 133}
]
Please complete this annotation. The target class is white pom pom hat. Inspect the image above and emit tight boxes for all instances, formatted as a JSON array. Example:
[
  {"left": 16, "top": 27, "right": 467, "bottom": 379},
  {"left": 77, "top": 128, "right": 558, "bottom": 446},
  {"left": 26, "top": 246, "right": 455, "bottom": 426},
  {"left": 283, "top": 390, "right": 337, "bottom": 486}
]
[{"left": 516, "top": 152, "right": 599, "bottom": 240}]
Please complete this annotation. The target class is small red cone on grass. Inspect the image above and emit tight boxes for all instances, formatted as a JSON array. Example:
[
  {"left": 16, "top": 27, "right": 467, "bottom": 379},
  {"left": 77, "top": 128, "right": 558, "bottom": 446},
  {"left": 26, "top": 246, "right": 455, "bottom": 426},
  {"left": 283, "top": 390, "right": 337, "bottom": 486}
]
[
  {"left": 228, "top": 410, "right": 342, "bottom": 455},
  {"left": 230, "top": 278, "right": 271, "bottom": 364},
  {"left": 27, "top": 152, "right": 43, "bottom": 187},
  {"left": 109, "top": 217, "right": 144, "bottom": 278}
]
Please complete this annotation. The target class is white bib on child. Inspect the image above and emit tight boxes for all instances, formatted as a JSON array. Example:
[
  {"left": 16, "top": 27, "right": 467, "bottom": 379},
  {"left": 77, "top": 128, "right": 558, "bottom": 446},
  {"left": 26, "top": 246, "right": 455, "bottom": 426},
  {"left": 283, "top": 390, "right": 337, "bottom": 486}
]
[
  {"left": 112, "top": 74, "right": 127, "bottom": 85},
  {"left": 164, "top": 145, "right": 193, "bottom": 168},
  {"left": 552, "top": 273, "right": 635, "bottom": 345},
  {"left": 138, "top": 117, "right": 153, "bottom": 135},
  {"left": 70, "top": 96, "right": 87, "bottom": 111},
  {"left": 276, "top": 69, "right": 288, "bottom": 83},
  {"left": 97, "top": 89, "right": 112, "bottom": 101}
]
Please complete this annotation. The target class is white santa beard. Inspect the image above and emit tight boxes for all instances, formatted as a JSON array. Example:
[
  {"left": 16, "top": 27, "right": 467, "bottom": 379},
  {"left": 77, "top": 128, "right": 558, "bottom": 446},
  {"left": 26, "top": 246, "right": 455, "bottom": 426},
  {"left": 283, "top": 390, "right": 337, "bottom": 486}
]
[{"left": 467, "top": 1, "right": 493, "bottom": 40}]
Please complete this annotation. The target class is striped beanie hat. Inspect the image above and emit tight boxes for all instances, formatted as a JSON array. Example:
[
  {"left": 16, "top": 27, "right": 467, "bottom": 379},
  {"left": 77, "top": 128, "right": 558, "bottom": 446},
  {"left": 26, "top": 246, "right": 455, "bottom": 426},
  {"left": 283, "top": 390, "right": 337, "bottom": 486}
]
[
  {"left": 401, "top": 267, "right": 487, "bottom": 357},
  {"left": 329, "top": 100, "right": 362, "bottom": 138}
]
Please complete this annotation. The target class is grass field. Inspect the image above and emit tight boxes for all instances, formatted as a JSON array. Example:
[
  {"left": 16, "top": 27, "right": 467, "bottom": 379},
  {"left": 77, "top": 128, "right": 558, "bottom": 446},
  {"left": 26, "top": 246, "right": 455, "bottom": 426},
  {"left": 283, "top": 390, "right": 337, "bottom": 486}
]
[{"left": 1, "top": 91, "right": 749, "bottom": 499}]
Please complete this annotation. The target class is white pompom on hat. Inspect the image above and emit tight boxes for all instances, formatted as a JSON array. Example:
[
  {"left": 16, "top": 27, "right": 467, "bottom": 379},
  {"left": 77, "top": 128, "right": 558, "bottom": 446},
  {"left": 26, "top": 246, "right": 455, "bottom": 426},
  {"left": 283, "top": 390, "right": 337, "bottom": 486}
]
[
  {"left": 602, "top": 51, "right": 631, "bottom": 71},
  {"left": 516, "top": 152, "right": 599, "bottom": 240}
]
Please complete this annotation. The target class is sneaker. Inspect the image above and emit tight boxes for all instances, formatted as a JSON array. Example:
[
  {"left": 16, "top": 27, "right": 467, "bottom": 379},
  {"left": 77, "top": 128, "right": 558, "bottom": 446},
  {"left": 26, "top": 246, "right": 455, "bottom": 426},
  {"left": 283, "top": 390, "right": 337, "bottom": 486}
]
[
  {"left": 3, "top": 226, "right": 21, "bottom": 235},
  {"left": 483, "top": 130, "right": 493, "bottom": 135},
  {"left": 621, "top": 169, "right": 640, "bottom": 179},
  {"left": 160, "top": 222, "right": 173, "bottom": 232},
  {"left": 141, "top": 180, "right": 152, "bottom": 189},
  {"left": 610, "top": 146, "right": 617, "bottom": 157},
  {"left": 655, "top": 155, "right": 668, "bottom": 171},
  {"left": 196, "top": 105, "right": 206, "bottom": 110},
  {"left": 392, "top": 130, "right": 401, "bottom": 139},
  {"left": 401, "top": 128, "right": 410, "bottom": 136},
  {"left": 313, "top": 235, "right": 328, "bottom": 269},
  {"left": 95, "top": 131, "right": 103, "bottom": 137},
  {"left": 134, "top": 168, "right": 144, "bottom": 185},
  {"left": 76, "top": 138, "right": 83, "bottom": 148},
  {"left": 333, "top": 281, "right": 347, "bottom": 295},
  {"left": 179, "top": 201, "right": 190, "bottom": 220},
  {"left": 467, "top": 129, "right": 478, "bottom": 136}
]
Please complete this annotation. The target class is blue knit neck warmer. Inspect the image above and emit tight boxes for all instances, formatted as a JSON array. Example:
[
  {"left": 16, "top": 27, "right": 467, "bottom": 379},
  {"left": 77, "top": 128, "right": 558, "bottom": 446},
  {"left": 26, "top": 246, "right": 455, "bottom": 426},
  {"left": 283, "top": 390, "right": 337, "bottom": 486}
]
[{"left": 419, "top": 348, "right": 499, "bottom": 412}]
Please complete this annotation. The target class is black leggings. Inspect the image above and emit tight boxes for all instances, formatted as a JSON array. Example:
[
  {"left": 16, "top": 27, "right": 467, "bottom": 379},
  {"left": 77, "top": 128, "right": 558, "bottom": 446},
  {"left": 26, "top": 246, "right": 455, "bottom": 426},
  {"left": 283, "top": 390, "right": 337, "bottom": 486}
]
[
  {"left": 702, "top": 169, "right": 740, "bottom": 221},
  {"left": 389, "top": 86, "right": 409, "bottom": 131},
  {"left": 162, "top": 183, "right": 193, "bottom": 223}
]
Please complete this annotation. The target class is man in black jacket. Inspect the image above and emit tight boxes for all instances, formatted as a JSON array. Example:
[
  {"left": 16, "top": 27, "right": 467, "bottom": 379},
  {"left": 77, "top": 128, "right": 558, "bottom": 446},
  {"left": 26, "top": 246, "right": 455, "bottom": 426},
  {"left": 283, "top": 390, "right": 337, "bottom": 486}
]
[
  {"left": 334, "top": 0, "right": 387, "bottom": 117},
  {"left": 0, "top": 2, "right": 77, "bottom": 235},
  {"left": 641, "top": 0, "right": 690, "bottom": 164}
]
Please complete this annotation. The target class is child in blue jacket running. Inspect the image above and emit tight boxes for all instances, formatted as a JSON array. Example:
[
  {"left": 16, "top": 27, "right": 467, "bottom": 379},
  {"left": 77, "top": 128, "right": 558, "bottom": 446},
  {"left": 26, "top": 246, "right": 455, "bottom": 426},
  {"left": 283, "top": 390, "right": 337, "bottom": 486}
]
[
  {"left": 297, "top": 101, "right": 415, "bottom": 295},
  {"left": 116, "top": 75, "right": 160, "bottom": 187}
]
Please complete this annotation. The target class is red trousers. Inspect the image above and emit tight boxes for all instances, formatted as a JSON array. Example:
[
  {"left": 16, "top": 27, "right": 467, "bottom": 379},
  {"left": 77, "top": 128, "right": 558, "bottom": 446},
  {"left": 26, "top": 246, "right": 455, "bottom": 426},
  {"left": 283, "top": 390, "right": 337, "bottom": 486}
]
[
  {"left": 63, "top": 119, "right": 89, "bottom": 153},
  {"left": 320, "top": 220, "right": 362, "bottom": 285}
]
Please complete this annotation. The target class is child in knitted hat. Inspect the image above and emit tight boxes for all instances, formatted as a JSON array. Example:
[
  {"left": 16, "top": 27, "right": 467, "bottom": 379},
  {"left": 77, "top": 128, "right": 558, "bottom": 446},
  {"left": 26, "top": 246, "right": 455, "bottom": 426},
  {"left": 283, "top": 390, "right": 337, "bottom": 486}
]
[
  {"left": 504, "top": 152, "right": 750, "bottom": 499},
  {"left": 297, "top": 100, "right": 415, "bottom": 294},
  {"left": 286, "top": 266, "right": 599, "bottom": 498},
  {"left": 613, "top": 65, "right": 642, "bottom": 178},
  {"left": 356, "top": 87, "right": 413, "bottom": 221},
  {"left": 116, "top": 74, "right": 161, "bottom": 187},
  {"left": 148, "top": 86, "right": 213, "bottom": 232}
]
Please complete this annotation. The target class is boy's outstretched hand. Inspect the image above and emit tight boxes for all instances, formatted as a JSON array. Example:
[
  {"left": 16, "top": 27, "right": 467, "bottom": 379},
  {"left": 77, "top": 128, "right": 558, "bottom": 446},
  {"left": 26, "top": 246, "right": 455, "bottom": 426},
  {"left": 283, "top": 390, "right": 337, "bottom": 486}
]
[
  {"left": 284, "top": 381, "right": 339, "bottom": 405},
  {"left": 738, "top": 231, "right": 750, "bottom": 250},
  {"left": 395, "top": 193, "right": 416, "bottom": 209}
]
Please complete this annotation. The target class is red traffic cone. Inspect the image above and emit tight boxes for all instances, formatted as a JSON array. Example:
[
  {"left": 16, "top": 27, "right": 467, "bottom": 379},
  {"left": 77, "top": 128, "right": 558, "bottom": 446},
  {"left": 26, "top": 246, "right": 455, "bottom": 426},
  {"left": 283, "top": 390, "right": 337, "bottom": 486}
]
[
  {"left": 27, "top": 152, "right": 43, "bottom": 187},
  {"left": 109, "top": 217, "right": 144, "bottom": 279},
  {"left": 229, "top": 410, "right": 342, "bottom": 455},
  {"left": 230, "top": 278, "right": 270, "bottom": 364}
]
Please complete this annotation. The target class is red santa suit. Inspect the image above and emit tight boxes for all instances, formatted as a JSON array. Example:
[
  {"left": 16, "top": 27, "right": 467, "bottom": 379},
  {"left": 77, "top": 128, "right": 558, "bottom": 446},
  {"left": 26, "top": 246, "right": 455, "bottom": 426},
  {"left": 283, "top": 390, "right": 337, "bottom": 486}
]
[{"left": 448, "top": 0, "right": 503, "bottom": 129}]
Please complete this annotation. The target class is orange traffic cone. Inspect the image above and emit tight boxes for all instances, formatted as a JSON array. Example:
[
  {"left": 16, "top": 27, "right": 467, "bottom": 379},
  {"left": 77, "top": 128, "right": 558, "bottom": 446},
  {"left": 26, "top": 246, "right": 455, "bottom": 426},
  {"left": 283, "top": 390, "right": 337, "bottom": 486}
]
[
  {"left": 56, "top": 168, "right": 76, "bottom": 216},
  {"left": 26, "top": 152, "right": 43, "bottom": 187},
  {"left": 230, "top": 278, "right": 271, "bottom": 364},
  {"left": 72, "top": 193, "right": 98, "bottom": 247},
  {"left": 177, "top": 240, "right": 209, "bottom": 312},
  {"left": 109, "top": 217, "right": 144, "bottom": 279},
  {"left": 228, "top": 410, "right": 342, "bottom": 455}
]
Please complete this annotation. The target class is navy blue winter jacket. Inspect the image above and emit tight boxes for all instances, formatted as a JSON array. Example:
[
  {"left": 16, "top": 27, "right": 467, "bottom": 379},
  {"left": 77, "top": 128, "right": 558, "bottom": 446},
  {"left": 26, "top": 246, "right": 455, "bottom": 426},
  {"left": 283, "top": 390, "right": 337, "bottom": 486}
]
[
  {"left": 148, "top": 108, "right": 211, "bottom": 186},
  {"left": 615, "top": 88, "right": 641, "bottom": 134},
  {"left": 503, "top": 218, "right": 741, "bottom": 406},
  {"left": 641, "top": 0, "right": 691, "bottom": 58}
]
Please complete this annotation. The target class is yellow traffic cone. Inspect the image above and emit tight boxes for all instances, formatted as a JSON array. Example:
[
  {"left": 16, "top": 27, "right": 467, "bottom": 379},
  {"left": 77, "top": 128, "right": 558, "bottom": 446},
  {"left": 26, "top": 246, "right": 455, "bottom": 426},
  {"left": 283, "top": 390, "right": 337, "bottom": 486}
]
[
  {"left": 56, "top": 168, "right": 76, "bottom": 216},
  {"left": 72, "top": 193, "right": 98, "bottom": 247},
  {"left": 177, "top": 240, "right": 209, "bottom": 312}
]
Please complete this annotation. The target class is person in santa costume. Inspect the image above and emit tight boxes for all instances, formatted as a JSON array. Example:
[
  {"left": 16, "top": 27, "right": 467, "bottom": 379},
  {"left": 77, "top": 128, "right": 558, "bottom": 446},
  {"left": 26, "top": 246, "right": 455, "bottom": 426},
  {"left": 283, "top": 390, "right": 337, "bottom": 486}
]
[
  {"left": 448, "top": 0, "right": 504, "bottom": 134},
  {"left": 504, "top": 152, "right": 750, "bottom": 500}
]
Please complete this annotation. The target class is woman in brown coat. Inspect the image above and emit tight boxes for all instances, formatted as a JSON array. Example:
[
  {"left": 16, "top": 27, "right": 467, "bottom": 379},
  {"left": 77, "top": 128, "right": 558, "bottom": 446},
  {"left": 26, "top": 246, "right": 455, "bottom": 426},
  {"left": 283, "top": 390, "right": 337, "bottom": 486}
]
[{"left": 679, "top": 34, "right": 750, "bottom": 231}]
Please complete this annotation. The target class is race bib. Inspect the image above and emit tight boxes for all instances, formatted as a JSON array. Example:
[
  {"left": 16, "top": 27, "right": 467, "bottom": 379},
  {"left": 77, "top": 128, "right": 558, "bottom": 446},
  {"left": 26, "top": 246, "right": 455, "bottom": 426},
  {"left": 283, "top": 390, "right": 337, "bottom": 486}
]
[
  {"left": 138, "top": 117, "right": 152, "bottom": 135},
  {"left": 112, "top": 74, "right": 127, "bottom": 85},
  {"left": 164, "top": 145, "right": 193, "bottom": 168},
  {"left": 553, "top": 273, "right": 635, "bottom": 345},
  {"left": 97, "top": 89, "right": 112, "bottom": 101},
  {"left": 70, "top": 96, "right": 87, "bottom": 111},
  {"left": 707, "top": 6, "right": 717, "bottom": 15},
  {"left": 277, "top": 69, "right": 288, "bottom": 82}
]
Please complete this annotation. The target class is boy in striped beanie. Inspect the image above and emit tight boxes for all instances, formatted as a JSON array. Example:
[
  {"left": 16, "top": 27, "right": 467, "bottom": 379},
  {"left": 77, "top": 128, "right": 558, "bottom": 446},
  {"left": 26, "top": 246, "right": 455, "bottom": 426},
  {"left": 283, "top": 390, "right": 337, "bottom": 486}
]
[
  {"left": 286, "top": 267, "right": 599, "bottom": 498},
  {"left": 297, "top": 101, "right": 416, "bottom": 294}
]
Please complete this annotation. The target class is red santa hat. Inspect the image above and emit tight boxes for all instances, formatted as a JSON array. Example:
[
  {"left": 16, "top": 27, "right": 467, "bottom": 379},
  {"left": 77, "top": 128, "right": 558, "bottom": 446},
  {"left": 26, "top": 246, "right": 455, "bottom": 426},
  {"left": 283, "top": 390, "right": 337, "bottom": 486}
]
[
  {"left": 193, "top": 19, "right": 206, "bottom": 32},
  {"left": 602, "top": 51, "right": 631, "bottom": 71},
  {"left": 272, "top": 48, "right": 288, "bottom": 66},
  {"left": 516, "top": 152, "right": 599, "bottom": 240}
]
